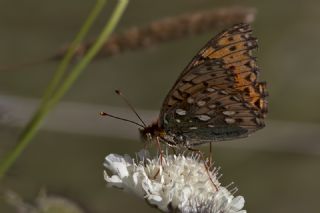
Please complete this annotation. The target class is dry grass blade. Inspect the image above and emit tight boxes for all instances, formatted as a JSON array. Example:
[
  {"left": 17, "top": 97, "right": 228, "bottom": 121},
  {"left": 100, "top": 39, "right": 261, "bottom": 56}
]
[{"left": 53, "top": 7, "right": 256, "bottom": 60}]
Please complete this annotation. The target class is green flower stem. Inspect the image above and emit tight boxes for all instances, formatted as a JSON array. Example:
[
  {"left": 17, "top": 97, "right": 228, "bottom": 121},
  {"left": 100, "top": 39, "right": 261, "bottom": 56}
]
[
  {"left": 42, "top": 0, "right": 107, "bottom": 105},
  {"left": 48, "top": 0, "right": 129, "bottom": 108},
  {"left": 0, "top": 0, "right": 129, "bottom": 179}
]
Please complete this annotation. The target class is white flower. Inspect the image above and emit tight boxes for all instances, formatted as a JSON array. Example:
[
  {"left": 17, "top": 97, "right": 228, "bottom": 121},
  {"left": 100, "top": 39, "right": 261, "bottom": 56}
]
[
  {"left": 103, "top": 150, "right": 246, "bottom": 213},
  {"left": 5, "top": 189, "right": 84, "bottom": 213}
]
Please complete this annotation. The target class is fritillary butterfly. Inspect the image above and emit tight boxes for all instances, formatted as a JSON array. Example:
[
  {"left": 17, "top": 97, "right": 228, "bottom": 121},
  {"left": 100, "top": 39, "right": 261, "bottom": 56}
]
[{"left": 140, "top": 23, "right": 268, "bottom": 148}]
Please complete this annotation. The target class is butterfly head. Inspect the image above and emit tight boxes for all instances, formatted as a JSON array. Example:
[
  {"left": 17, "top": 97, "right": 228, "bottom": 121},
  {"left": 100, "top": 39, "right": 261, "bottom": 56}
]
[{"left": 139, "top": 121, "right": 164, "bottom": 143}]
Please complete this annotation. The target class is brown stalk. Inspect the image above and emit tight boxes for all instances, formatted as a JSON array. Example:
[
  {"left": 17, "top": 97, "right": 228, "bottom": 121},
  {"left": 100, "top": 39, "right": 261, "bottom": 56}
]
[
  {"left": 0, "top": 7, "right": 256, "bottom": 71},
  {"left": 53, "top": 6, "right": 256, "bottom": 61}
]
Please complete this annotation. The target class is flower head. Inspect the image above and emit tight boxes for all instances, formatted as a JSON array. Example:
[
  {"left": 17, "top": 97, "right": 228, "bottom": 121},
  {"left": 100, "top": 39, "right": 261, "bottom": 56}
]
[{"left": 104, "top": 150, "right": 246, "bottom": 213}]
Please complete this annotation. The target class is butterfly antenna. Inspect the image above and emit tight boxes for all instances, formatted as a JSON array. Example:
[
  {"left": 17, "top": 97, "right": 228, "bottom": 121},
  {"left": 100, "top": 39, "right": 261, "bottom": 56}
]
[
  {"left": 100, "top": 112, "right": 145, "bottom": 128},
  {"left": 115, "top": 89, "right": 147, "bottom": 127}
]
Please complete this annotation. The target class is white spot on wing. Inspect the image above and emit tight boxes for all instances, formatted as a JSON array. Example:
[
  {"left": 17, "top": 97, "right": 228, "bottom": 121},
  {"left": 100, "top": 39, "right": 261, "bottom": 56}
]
[
  {"left": 255, "top": 117, "right": 262, "bottom": 125},
  {"left": 176, "top": 119, "right": 181, "bottom": 123},
  {"left": 247, "top": 41, "right": 253, "bottom": 47},
  {"left": 189, "top": 126, "right": 198, "bottom": 130},
  {"left": 223, "top": 111, "right": 236, "bottom": 116},
  {"left": 206, "top": 88, "right": 216, "bottom": 92},
  {"left": 231, "top": 96, "right": 241, "bottom": 102},
  {"left": 187, "top": 97, "right": 194, "bottom": 104},
  {"left": 175, "top": 108, "right": 186, "bottom": 116},
  {"left": 196, "top": 115, "right": 211, "bottom": 121},
  {"left": 220, "top": 90, "right": 228, "bottom": 95},
  {"left": 225, "top": 118, "right": 236, "bottom": 124},
  {"left": 244, "top": 103, "right": 251, "bottom": 108},
  {"left": 197, "top": 101, "right": 206, "bottom": 107}
]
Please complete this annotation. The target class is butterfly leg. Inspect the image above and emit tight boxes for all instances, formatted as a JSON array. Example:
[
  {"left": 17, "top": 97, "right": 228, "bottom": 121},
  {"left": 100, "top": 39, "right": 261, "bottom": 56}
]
[
  {"left": 152, "top": 136, "right": 164, "bottom": 179},
  {"left": 186, "top": 146, "right": 219, "bottom": 191},
  {"left": 171, "top": 147, "right": 177, "bottom": 155},
  {"left": 156, "top": 136, "right": 164, "bottom": 166},
  {"left": 209, "top": 142, "right": 213, "bottom": 167}
]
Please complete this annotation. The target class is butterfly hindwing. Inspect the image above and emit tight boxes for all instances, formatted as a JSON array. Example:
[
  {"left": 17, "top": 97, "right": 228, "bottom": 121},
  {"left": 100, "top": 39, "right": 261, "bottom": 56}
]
[{"left": 159, "top": 23, "right": 268, "bottom": 146}]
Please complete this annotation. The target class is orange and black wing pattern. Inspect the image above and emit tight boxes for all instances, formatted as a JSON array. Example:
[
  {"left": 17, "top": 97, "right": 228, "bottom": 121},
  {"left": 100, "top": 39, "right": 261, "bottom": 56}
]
[{"left": 159, "top": 23, "right": 268, "bottom": 146}]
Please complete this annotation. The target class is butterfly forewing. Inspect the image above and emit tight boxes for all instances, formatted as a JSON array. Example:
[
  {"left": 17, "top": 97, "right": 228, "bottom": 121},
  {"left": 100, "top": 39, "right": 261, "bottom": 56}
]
[
  {"left": 184, "top": 23, "right": 255, "bottom": 72},
  {"left": 159, "top": 23, "right": 268, "bottom": 146}
]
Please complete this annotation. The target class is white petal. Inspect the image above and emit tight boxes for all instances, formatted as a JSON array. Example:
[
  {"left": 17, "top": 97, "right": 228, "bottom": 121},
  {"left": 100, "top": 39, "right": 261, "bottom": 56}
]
[
  {"left": 147, "top": 195, "right": 163, "bottom": 204},
  {"left": 230, "top": 196, "right": 245, "bottom": 210},
  {"left": 104, "top": 154, "right": 129, "bottom": 179},
  {"left": 103, "top": 171, "right": 123, "bottom": 188}
]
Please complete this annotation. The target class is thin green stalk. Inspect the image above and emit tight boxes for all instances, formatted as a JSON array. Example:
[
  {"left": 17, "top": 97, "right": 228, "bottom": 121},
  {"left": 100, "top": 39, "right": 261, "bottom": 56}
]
[
  {"left": 0, "top": 0, "right": 129, "bottom": 179},
  {"left": 48, "top": 0, "right": 129, "bottom": 108},
  {"left": 42, "top": 0, "right": 107, "bottom": 104}
]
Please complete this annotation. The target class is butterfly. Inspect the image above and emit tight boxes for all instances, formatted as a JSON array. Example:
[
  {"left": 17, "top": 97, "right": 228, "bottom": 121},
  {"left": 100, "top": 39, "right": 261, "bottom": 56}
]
[{"left": 103, "top": 23, "right": 268, "bottom": 149}]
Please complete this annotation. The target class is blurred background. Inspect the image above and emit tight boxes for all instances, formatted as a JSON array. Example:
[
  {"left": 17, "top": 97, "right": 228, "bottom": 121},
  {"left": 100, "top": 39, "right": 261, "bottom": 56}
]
[{"left": 0, "top": 0, "right": 319, "bottom": 212}]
